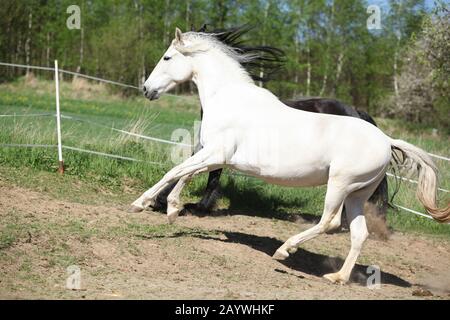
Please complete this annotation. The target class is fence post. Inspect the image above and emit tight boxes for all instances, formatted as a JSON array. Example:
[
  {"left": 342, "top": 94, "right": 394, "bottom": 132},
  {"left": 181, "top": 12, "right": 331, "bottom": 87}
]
[{"left": 54, "top": 60, "right": 64, "bottom": 174}]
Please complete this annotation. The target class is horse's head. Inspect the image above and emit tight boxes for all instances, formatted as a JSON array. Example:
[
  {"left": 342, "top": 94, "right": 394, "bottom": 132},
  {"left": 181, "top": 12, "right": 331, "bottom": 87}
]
[
  {"left": 143, "top": 26, "right": 285, "bottom": 101},
  {"left": 143, "top": 28, "right": 196, "bottom": 100}
]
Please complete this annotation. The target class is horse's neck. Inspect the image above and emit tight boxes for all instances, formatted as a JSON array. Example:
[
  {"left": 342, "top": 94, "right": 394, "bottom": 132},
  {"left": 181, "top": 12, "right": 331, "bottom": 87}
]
[{"left": 191, "top": 50, "right": 254, "bottom": 108}]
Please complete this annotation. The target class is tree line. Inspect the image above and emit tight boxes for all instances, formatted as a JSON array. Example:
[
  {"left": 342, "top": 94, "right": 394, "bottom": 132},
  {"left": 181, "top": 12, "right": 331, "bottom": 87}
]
[{"left": 0, "top": 0, "right": 448, "bottom": 127}]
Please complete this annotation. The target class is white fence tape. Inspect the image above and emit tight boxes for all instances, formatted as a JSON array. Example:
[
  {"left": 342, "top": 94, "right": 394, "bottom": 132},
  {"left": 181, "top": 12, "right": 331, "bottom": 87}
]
[
  {"left": 394, "top": 205, "right": 449, "bottom": 224},
  {"left": 428, "top": 153, "right": 450, "bottom": 162},
  {"left": 0, "top": 61, "right": 193, "bottom": 100},
  {"left": 62, "top": 145, "right": 165, "bottom": 165},
  {"left": 0, "top": 62, "right": 54, "bottom": 72},
  {"left": 61, "top": 70, "right": 139, "bottom": 90},
  {"left": 0, "top": 61, "right": 138, "bottom": 89},
  {"left": 0, "top": 143, "right": 165, "bottom": 166},
  {"left": 0, "top": 143, "right": 56, "bottom": 148},
  {"left": 111, "top": 127, "right": 192, "bottom": 147},
  {"left": 0, "top": 113, "right": 55, "bottom": 118},
  {"left": 60, "top": 114, "right": 193, "bottom": 147},
  {"left": 0, "top": 111, "right": 192, "bottom": 148},
  {"left": 393, "top": 205, "right": 433, "bottom": 220},
  {"left": 386, "top": 172, "right": 449, "bottom": 193}
]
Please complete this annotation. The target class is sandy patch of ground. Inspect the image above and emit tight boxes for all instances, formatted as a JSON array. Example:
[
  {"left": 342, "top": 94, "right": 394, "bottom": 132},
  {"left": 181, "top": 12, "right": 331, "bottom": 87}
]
[{"left": 0, "top": 183, "right": 449, "bottom": 300}]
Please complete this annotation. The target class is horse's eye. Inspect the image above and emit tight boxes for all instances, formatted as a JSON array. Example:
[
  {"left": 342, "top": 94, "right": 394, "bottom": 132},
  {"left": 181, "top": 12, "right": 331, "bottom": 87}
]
[{"left": 163, "top": 56, "right": 171, "bottom": 61}]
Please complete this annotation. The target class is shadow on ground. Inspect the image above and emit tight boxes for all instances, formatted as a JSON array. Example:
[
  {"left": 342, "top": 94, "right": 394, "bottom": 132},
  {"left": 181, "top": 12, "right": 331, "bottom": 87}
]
[
  {"left": 143, "top": 229, "right": 410, "bottom": 288},
  {"left": 185, "top": 177, "right": 323, "bottom": 222},
  {"left": 183, "top": 205, "right": 321, "bottom": 224}
]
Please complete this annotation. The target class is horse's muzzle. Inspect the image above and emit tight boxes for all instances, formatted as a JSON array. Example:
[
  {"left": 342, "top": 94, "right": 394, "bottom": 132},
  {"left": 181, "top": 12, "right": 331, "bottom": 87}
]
[{"left": 144, "top": 89, "right": 160, "bottom": 101}]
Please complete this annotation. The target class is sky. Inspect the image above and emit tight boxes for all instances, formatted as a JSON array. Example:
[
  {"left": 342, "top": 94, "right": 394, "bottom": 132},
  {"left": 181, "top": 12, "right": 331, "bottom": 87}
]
[{"left": 369, "top": 0, "right": 441, "bottom": 11}]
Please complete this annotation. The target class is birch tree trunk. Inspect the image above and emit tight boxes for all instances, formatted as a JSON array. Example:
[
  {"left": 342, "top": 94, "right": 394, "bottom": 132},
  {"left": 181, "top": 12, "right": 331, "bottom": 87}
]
[
  {"left": 136, "top": 0, "right": 145, "bottom": 87},
  {"left": 185, "top": 0, "right": 194, "bottom": 94},
  {"left": 319, "top": 1, "right": 335, "bottom": 97},
  {"left": 332, "top": 51, "right": 344, "bottom": 97},
  {"left": 259, "top": 2, "right": 270, "bottom": 87},
  {"left": 163, "top": 0, "right": 171, "bottom": 46},
  {"left": 46, "top": 32, "right": 51, "bottom": 67},
  {"left": 392, "top": 1, "right": 404, "bottom": 107},
  {"left": 293, "top": 36, "right": 300, "bottom": 98},
  {"left": 25, "top": 12, "right": 32, "bottom": 76},
  {"left": 185, "top": 0, "right": 191, "bottom": 30},
  {"left": 15, "top": 39, "right": 22, "bottom": 76},
  {"left": 319, "top": 71, "right": 328, "bottom": 96},
  {"left": 75, "top": 27, "right": 84, "bottom": 76},
  {"left": 306, "top": 39, "right": 311, "bottom": 96},
  {"left": 393, "top": 44, "right": 400, "bottom": 100}
]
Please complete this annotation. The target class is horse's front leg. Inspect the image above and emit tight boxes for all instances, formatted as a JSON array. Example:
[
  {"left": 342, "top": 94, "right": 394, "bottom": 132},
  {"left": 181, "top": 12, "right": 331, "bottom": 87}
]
[
  {"left": 166, "top": 174, "right": 192, "bottom": 223},
  {"left": 129, "top": 147, "right": 224, "bottom": 216}
]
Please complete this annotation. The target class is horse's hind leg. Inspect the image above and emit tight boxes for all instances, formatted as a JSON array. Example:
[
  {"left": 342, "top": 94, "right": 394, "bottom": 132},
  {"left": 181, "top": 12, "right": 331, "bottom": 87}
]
[
  {"left": 273, "top": 181, "right": 347, "bottom": 260},
  {"left": 197, "top": 169, "right": 222, "bottom": 211},
  {"left": 152, "top": 180, "right": 178, "bottom": 212},
  {"left": 185, "top": 169, "right": 222, "bottom": 213},
  {"left": 325, "top": 202, "right": 344, "bottom": 232},
  {"left": 323, "top": 190, "right": 372, "bottom": 284}
]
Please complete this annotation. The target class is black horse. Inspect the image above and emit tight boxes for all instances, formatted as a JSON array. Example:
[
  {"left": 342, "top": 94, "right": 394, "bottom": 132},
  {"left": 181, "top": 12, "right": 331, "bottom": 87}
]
[{"left": 152, "top": 97, "right": 389, "bottom": 223}]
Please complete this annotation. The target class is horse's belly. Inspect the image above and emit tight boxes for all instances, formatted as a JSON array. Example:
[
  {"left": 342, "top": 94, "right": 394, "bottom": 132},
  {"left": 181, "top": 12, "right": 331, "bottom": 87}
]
[
  {"left": 262, "top": 172, "right": 328, "bottom": 187},
  {"left": 228, "top": 161, "right": 329, "bottom": 187}
]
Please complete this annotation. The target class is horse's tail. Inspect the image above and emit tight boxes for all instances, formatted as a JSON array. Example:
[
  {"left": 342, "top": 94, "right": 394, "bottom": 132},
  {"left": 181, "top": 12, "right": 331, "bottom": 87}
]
[{"left": 390, "top": 138, "right": 450, "bottom": 222}]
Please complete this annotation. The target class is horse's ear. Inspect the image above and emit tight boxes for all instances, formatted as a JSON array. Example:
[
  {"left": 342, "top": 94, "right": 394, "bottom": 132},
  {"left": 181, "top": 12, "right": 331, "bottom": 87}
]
[
  {"left": 175, "top": 27, "right": 183, "bottom": 44},
  {"left": 198, "top": 24, "right": 208, "bottom": 32}
]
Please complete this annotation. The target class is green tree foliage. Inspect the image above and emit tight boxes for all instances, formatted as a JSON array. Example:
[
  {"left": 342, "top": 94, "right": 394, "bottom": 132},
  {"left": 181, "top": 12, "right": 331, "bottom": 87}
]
[
  {"left": 0, "top": 0, "right": 440, "bottom": 124},
  {"left": 387, "top": 2, "right": 449, "bottom": 128}
]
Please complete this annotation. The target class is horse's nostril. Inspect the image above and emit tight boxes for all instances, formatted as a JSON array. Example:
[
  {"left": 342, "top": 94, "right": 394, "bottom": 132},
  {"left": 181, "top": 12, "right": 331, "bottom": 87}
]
[
  {"left": 143, "top": 86, "right": 147, "bottom": 93},
  {"left": 149, "top": 90, "right": 159, "bottom": 100}
]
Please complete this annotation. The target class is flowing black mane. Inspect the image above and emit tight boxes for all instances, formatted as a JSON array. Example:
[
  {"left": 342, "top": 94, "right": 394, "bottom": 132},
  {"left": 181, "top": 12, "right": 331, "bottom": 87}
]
[{"left": 193, "top": 24, "right": 285, "bottom": 82}]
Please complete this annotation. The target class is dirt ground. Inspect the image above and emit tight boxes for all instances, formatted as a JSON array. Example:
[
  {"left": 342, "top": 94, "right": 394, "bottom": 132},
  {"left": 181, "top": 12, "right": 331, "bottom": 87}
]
[{"left": 0, "top": 183, "right": 449, "bottom": 300}]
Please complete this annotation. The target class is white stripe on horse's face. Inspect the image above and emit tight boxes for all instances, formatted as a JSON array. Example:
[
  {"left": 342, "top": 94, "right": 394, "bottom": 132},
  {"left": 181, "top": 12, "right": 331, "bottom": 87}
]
[{"left": 143, "top": 44, "right": 193, "bottom": 100}]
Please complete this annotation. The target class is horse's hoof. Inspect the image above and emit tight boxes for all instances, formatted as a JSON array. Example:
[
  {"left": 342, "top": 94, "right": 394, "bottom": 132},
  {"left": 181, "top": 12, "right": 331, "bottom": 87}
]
[
  {"left": 272, "top": 248, "right": 289, "bottom": 261},
  {"left": 323, "top": 272, "right": 347, "bottom": 285},
  {"left": 287, "top": 247, "right": 298, "bottom": 254},
  {"left": 167, "top": 206, "right": 180, "bottom": 224},
  {"left": 128, "top": 205, "right": 144, "bottom": 213},
  {"left": 167, "top": 212, "right": 178, "bottom": 224}
]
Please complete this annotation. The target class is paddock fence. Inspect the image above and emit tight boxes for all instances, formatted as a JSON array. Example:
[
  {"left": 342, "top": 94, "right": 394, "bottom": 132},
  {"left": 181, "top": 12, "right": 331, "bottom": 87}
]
[{"left": 0, "top": 61, "right": 448, "bottom": 222}]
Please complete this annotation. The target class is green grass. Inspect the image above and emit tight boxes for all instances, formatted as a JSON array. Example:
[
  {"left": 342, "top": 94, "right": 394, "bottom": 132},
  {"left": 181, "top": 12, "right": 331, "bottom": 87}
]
[{"left": 0, "top": 76, "right": 449, "bottom": 237}]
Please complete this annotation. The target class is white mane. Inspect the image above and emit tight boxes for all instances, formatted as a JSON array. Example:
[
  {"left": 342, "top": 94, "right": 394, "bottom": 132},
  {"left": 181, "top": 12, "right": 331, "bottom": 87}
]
[
  {"left": 179, "top": 31, "right": 262, "bottom": 83},
  {"left": 183, "top": 31, "right": 262, "bottom": 65}
]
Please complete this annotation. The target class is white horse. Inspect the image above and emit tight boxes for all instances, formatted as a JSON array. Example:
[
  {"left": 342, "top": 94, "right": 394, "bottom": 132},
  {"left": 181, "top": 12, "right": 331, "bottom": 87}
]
[{"left": 130, "top": 28, "right": 450, "bottom": 284}]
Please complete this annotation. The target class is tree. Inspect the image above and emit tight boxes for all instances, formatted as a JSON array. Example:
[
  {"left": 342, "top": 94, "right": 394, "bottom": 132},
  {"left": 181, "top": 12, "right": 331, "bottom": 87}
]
[
  {"left": 389, "top": 2, "right": 449, "bottom": 128},
  {"left": 0, "top": 0, "right": 444, "bottom": 126}
]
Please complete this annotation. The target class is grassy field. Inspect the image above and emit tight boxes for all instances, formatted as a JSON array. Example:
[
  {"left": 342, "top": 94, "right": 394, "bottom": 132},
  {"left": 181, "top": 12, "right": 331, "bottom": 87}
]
[{"left": 0, "top": 76, "right": 449, "bottom": 237}]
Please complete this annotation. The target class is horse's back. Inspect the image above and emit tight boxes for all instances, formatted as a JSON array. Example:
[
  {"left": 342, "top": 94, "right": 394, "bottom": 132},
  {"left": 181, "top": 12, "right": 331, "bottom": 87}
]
[{"left": 283, "top": 98, "right": 360, "bottom": 118}]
